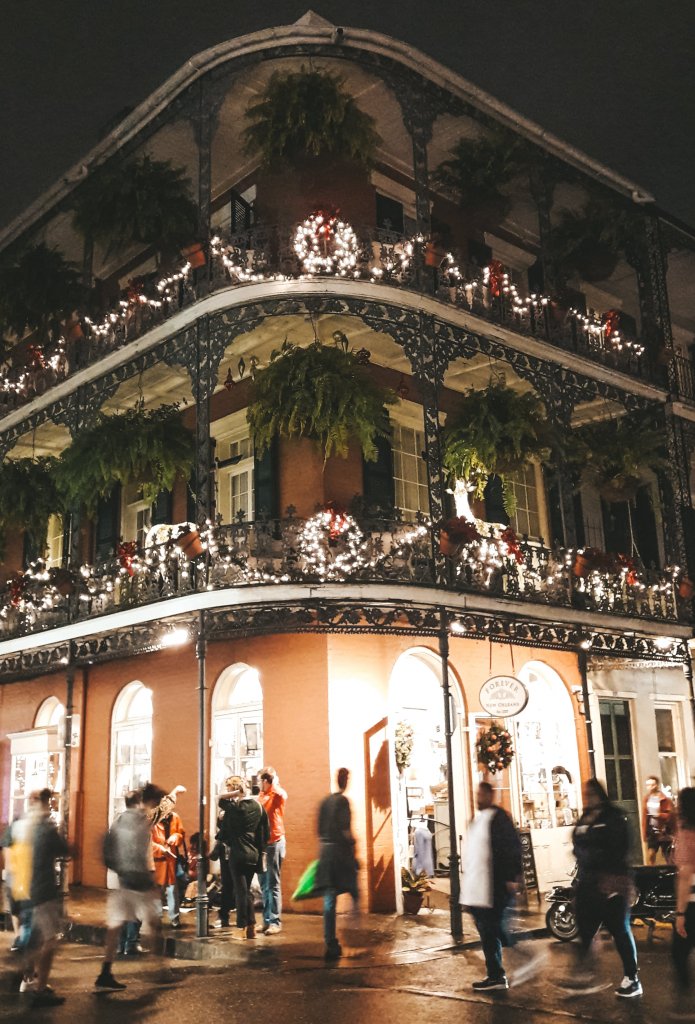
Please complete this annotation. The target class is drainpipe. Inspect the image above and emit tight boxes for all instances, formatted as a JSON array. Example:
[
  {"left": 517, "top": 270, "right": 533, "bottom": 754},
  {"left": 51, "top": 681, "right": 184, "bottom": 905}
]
[
  {"left": 195, "top": 610, "right": 209, "bottom": 938},
  {"left": 59, "top": 640, "right": 75, "bottom": 912},
  {"left": 577, "top": 648, "right": 596, "bottom": 777},
  {"left": 438, "top": 607, "right": 463, "bottom": 941}
]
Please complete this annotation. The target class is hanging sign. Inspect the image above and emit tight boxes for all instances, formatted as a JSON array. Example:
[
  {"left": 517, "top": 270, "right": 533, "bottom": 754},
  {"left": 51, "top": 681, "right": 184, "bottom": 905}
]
[{"left": 479, "top": 675, "right": 528, "bottom": 718}]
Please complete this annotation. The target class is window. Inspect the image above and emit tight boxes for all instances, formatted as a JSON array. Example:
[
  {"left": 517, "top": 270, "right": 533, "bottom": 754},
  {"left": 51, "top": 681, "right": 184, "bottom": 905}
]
[
  {"left": 122, "top": 484, "right": 151, "bottom": 549},
  {"left": 45, "top": 515, "right": 64, "bottom": 568},
  {"left": 655, "top": 705, "right": 682, "bottom": 799},
  {"left": 216, "top": 433, "right": 255, "bottom": 524},
  {"left": 109, "top": 682, "right": 153, "bottom": 822},
  {"left": 507, "top": 464, "right": 543, "bottom": 539},
  {"left": 599, "top": 699, "right": 637, "bottom": 803},
  {"left": 211, "top": 665, "right": 263, "bottom": 829},
  {"left": 392, "top": 423, "right": 428, "bottom": 518}
]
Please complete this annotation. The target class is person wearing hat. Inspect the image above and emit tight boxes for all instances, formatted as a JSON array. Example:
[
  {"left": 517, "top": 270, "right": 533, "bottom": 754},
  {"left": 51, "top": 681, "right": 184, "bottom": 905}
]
[{"left": 216, "top": 776, "right": 269, "bottom": 939}]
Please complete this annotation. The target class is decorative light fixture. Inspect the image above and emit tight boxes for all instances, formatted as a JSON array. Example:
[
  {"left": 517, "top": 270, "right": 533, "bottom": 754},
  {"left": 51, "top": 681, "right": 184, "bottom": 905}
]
[{"left": 160, "top": 625, "right": 191, "bottom": 648}]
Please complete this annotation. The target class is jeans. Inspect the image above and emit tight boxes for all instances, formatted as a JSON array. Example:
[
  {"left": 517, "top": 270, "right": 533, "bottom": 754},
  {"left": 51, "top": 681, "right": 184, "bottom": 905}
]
[
  {"left": 323, "top": 885, "right": 357, "bottom": 952},
  {"left": 118, "top": 920, "right": 141, "bottom": 953},
  {"left": 260, "top": 837, "right": 285, "bottom": 926},
  {"left": 229, "top": 864, "right": 256, "bottom": 929},
  {"left": 471, "top": 906, "right": 509, "bottom": 980},
  {"left": 219, "top": 855, "right": 236, "bottom": 922},
  {"left": 164, "top": 882, "right": 180, "bottom": 924},
  {"left": 672, "top": 904, "right": 695, "bottom": 990},
  {"left": 576, "top": 882, "right": 638, "bottom": 978}
]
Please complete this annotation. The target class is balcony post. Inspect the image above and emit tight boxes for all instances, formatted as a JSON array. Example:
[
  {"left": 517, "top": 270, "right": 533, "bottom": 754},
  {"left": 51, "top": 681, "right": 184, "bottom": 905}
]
[
  {"left": 194, "top": 318, "right": 213, "bottom": 527},
  {"left": 414, "top": 316, "right": 448, "bottom": 585},
  {"left": 529, "top": 164, "right": 558, "bottom": 296},
  {"left": 577, "top": 647, "right": 596, "bottom": 777},
  {"left": 397, "top": 87, "right": 433, "bottom": 290},
  {"left": 195, "top": 609, "right": 209, "bottom": 938},
  {"left": 438, "top": 607, "right": 463, "bottom": 941},
  {"left": 192, "top": 76, "right": 226, "bottom": 290},
  {"left": 59, "top": 640, "right": 75, "bottom": 915}
]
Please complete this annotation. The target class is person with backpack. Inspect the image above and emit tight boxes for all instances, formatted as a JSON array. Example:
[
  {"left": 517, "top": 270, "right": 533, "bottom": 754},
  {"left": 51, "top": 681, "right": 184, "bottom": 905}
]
[
  {"left": 96, "top": 785, "right": 166, "bottom": 992},
  {"left": 216, "top": 776, "right": 269, "bottom": 940}
]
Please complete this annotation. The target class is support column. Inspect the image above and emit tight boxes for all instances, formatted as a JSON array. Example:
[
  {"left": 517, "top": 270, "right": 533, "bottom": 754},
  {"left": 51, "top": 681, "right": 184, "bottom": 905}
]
[
  {"left": 439, "top": 608, "right": 463, "bottom": 941},
  {"left": 59, "top": 641, "right": 75, "bottom": 913},
  {"left": 578, "top": 648, "right": 596, "bottom": 777},
  {"left": 529, "top": 163, "right": 558, "bottom": 295},
  {"left": 194, "top": 318, "right": 213, "bottom": 527},
  {"left": 413, "top": 318, "right": 448, "bottom": 585},
  {"left": 397, "top": 85, "right": 434, "bottom": 291},
  {"left": 195, "top": 610, "right": 209, "bottom": 938}
]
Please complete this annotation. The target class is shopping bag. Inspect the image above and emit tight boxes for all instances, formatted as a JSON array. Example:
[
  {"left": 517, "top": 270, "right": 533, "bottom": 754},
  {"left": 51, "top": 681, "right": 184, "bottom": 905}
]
[{"left": 291, "top": 859, "right": 320, "bottom": 901}]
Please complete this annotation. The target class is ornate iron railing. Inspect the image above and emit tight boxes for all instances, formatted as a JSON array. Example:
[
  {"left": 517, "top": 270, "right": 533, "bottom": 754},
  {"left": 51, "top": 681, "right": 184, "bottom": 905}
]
[
  {"left": 0, "top": 516, "right": 683, "bottom": 642},
  {"left": 0, "top": 221, "right": 661, "bottom": 415}
]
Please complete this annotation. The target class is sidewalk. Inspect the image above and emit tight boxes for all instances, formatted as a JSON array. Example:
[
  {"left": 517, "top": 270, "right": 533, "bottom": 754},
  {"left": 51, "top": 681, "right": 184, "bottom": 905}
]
[{"left": 45, "top": 886, "right": 548, "bottom": 963}]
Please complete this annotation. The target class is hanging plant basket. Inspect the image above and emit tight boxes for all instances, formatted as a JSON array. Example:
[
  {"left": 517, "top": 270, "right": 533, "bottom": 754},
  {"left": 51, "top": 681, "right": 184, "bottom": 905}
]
[{"left": 476, "top": 721, "right": 514, "bottom": 775}]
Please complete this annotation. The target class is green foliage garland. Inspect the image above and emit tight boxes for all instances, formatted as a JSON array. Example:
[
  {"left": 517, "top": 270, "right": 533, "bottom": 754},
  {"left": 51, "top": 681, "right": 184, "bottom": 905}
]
[
  {"left": 476, "top": 721, "right": 514, "bottom": 775},
  {"left": 54, "top": 404, "right": 194, "bottom": 517},
  {"left": 0, "top": 244, "right": 84, "bottom": 340},
  {"left": 0, "top": 457, "right": 64, "bottom": 557},
  {"left": 247, "top": 339, "right": 396, "bottom": 462},
  {"left": 243, "top": 67, "right": 380, "bottom": 170},
  {"left": 72, "top": 156, "right": 198, "bottom": 258},
  {"left": 441, "top": 382, "right": 552, "bottom": 515}
]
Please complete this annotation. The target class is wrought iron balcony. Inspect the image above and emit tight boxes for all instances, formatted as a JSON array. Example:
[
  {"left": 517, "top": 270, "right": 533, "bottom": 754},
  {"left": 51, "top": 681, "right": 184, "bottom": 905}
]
[
  {"left": 0, "top": 515, "right": 684, "bottom": 643},
  {"left": 0, "top": 221, "right": 661, "bottom": 416}
]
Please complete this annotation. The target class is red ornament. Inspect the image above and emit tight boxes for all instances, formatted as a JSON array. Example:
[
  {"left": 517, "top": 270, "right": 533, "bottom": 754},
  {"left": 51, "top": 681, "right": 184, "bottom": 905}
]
[
  {"left": 117, "top": 541, "right": 138, "bottom": 577},
  {"left": 487, "top": 260, "right": 505, "bottom": 299}
]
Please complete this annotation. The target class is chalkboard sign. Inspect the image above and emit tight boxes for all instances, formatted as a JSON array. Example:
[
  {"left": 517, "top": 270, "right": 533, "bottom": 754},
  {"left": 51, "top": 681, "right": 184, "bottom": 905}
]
[{"left": 519, "top": 829, "right": 540, "bottom": 905}]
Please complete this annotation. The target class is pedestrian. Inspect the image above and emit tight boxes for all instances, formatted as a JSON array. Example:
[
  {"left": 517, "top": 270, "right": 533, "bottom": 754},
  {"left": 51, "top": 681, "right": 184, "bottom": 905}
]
[
  {"left": 20, "top": 788, "right": 69, "bottom": 1007},
  {"left": 565, "top": 778, "right": 642, "bottom": 999},
  {"left": 643, "top": 774, "right": 675, "bottom": 865},
  {"left": 96, "top": 785, "right": 167, "bottom": 992},
  {"left": 210, "top": 776, "right": 238, "bottom": 930},
  {"left": 152, "top": 805, "right": 186, "bottom": 928},
  {"left": 116, "top": 790, "right": 146, "bottom": 956},
  {"left": 670, "top": 786, "right": 695, "bottom": 1018},
  {"left": 216, "top": 775, "right": 269, "bottom": 940},
  {"left": 316, "top": 767, "right": 359, "bottom": 963},
  {"left": 258, "top": 766, "right": 288, "bottom": 935},
  {"left": 460, "top": 781, "right": 522, "bottom": 992},
  {"left": 0, "top": 808, "right": 36, "bottom": 955}
]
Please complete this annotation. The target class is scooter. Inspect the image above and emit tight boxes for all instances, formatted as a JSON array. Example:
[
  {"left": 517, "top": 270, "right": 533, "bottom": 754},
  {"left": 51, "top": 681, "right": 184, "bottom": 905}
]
[{"left": 545, "top": 864, "right": 676, "bottom": 943}]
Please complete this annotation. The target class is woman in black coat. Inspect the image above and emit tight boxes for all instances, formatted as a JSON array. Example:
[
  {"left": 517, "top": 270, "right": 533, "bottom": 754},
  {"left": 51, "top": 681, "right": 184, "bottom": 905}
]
[{"left": 217, "top": 776, "right": 269, "bottom": 939}]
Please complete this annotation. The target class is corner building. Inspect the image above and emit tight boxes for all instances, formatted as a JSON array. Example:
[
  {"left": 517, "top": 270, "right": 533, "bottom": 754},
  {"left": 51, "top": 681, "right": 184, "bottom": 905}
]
[{"left": 1, "top": 12, "right": 695, "bottom": 918}]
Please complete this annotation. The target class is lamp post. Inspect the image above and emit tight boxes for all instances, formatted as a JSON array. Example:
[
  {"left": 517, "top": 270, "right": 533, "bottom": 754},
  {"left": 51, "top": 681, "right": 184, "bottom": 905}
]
[
  {"left": 438, "top": 607, "right": 463, "bottom": 940},
  {"left": 195, "top": 609, "right": 209, "bottom": 937}
]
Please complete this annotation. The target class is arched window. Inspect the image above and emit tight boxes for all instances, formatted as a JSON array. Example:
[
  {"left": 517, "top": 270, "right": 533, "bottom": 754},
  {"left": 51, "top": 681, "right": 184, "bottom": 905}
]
[
  {"left": 109, "top": 681, "right": 153, "bottom": 822},
  {"left": 211, "top": 665, "right": 263, "bottom": 808},
  {"left": 34, "top": 696, "right": 65, "bottom": 728}
]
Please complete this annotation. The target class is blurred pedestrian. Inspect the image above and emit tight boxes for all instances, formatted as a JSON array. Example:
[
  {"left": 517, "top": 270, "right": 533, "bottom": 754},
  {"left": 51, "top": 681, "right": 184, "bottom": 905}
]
[
  {"left": 217, "top": 776, "right": 269, "bottom": 940},
  {"left": 152, "top": 805, "right": 186, "bottom": 928},
  {"left": 316, "top": 767, "right": 358, "bottom": 963},
  {"left": 460, "top": 781, "right": 522, "bottom": 992},
  {"left": 565, "top": 778, "right": 641, "bottom": 999},
  {"left": 671, "top": 787, "right": 695, "bottom": 1018},
  {"left": 643, "top": 775, "right": 675, "bottom": 865},
  {"left": 258, "top": 766, "right": 288, "bottom": 935}
]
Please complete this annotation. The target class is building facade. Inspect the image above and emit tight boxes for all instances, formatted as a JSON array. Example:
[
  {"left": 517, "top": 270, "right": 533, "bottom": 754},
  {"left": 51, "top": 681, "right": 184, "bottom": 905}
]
[{"left": 1, "top": 12, "right": 695, "bottom": 918}]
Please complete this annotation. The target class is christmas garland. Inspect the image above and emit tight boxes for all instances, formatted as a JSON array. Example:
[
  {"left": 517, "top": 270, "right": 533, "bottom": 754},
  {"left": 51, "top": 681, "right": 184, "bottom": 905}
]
[
  {"left": 476, "top": 721, "right": 514, "bottom": 774},
  {"left": 394, "top": 720, "right": 414, "bottom": 774}
]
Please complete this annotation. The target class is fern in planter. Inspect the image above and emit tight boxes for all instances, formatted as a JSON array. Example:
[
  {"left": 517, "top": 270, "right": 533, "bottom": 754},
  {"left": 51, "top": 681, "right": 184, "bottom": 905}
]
[
  {"left": 0, "top": 244, "right": 84, "bottom": 341},
  {"left": 570, "top": 410, "right": 667, "bottom": 504},
  {"left": 441, "top": 381, "right": 552, "bottom": 515},
  {"left": 243, "top": 67, "right": 380, "bottom": 170},
  {"left": 552, "top": 198, "right": 638, "bottom": 283},
  {"left": 54, "top": 403, "right": 195, "bottom": 517},
  {"left": 72, "top": 155, "right": 199, "bottom": 260},
  {"left": 0, "top": 457, "right": 64, "bottom": 558},
  {"left": 247, "top": 338, "right": 396, "bottom": 462}
]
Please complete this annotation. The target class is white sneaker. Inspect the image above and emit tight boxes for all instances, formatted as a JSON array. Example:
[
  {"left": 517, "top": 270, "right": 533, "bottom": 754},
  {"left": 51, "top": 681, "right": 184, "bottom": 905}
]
[
  {"left": 616, "top": 975, "right": 643, "bottom": 999},
  {"left": 19, "top": 977, "right": 36, "bottom": 993},
  {"left": 264, "top": 923, "right": 281, "bottom": 935}
]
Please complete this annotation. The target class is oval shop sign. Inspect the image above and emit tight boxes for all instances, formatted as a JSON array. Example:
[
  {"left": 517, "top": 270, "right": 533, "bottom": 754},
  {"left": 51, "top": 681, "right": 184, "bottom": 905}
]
[{"left": 479, "top": 675, "right": 529, "bottom": 718}]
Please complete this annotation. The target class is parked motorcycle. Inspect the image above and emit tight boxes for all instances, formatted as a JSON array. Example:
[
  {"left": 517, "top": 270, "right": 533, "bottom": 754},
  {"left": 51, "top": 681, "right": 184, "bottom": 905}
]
[{"left": 545, "top": 864, "right": 676, "bottom": 943}]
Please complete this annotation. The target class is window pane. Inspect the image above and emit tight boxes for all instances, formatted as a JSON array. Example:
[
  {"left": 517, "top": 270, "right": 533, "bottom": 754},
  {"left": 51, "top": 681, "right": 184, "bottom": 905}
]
[
  {"left": 600, "top": 703, "right": 615, "bottom": 756},
  {"left": 659, "top": 755, "right": 679, "bottom": 797},
  {"left": 619, "top": 760, "right": 636, "bottom": 801},
  {"left": 613, "top": 703, "right": 632, "bottom": 756},
  {"left": 604, "top": 760, "right": 618, "bottom": 800},
  {"left": 656, "top": 708, "right": 676, "bottom": 753}
]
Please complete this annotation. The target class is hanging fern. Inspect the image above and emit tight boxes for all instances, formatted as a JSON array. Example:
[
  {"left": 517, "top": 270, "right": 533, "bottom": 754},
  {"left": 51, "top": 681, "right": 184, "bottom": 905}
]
[
  {"left": 570, "top": 410, "right": 667, "bottom": 503},
  {"left": 54, "top": 403, "right": 195, "bottom": 517},
  {"left": 0, "top": 244, "right": 84, "bottom": 340},
  {"left": 433, "top": 124, "right": 536, "bottom": 212},
  {"left": 552, "top": 197, "right": 639, "bottom": 283},
  {"left": 247, "top": 339, "right": 396, "bottom": 462},
  {"left": 243, "top": 67, "right": 381, "bottom": 170},
  {"left": 0, "top": 457, "right": 64, "bottom": 558},
  {"left": 441, "top": 382, "right": 552, "bottom": 515}
]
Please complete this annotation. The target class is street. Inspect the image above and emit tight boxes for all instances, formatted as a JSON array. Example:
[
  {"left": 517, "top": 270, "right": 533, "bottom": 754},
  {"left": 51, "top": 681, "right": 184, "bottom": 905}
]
[{"left": 0, "top": 922, "right": 689, "bottom": 1023}]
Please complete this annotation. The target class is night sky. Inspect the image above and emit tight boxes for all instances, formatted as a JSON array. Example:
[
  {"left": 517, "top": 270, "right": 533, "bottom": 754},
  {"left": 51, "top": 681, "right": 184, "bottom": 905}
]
[{"left": 1, "top": 1, "right": 694, "bottom": 234}]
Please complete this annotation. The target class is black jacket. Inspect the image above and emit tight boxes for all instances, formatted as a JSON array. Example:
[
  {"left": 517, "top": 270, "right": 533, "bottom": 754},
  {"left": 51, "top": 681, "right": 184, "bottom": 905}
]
[
  {"left": 573, "top": 801, "right": 630, "bottom": 880},
  {"left": 217, "top": 798, "right": 269, "bottom": 871},
  {"left": 490, "top": 807, "right": 523, "bottom": 910},
  {"left": 315, "top": 792, "right": 358, "bottom": 896}
]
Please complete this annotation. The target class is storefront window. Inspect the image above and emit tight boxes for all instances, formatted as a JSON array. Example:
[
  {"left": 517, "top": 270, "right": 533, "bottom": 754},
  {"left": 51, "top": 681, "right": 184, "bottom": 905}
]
[
  {"left": 109, "top": 682, "right": 153, "bottom": 822},
  {"left": 211, "top": 665, "right": 263, "bottom": 822}
]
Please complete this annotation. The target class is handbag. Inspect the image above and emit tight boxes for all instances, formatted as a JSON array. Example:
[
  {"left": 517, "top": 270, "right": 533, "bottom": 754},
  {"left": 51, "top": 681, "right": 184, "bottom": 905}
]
[{"left": 291, "top": 859, "right": 321, "bottom": 901}]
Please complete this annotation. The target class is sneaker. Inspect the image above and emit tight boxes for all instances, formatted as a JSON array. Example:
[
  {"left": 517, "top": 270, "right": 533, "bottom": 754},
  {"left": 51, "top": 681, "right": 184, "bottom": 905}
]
[
  {"left": 212, "top": 918, "right": 229, "bottom": 930},
  {"left": 95, "top": 971, "right": 127, "bottom": 991},
  {"left": 472, "top": 976, "right": 509, "bottom": 992},
  {"left": 265, "top": 923, "right": 281, "bottom": 935},
  {"left": 124, "top": 943, "right": 145, "bottom": 956},
  {"left": 616, "top": 975, "right": 643, "bottom": 999},
  {"left": 32, "top": 990, "right": 65, "bottom": 1008}
]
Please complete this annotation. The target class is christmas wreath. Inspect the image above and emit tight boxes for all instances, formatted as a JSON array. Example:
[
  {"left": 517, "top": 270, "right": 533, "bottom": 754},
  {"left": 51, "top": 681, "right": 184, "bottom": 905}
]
[
  {"left": 476, "top": 721, "right": 514, "bottom": 774},
  {"left": 394, "top": 720, "right": 415, "bottom": 774}
]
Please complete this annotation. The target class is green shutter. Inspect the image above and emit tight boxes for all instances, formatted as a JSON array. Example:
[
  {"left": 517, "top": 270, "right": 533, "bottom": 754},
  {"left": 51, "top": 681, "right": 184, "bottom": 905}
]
[
  {"left": 362, "top": 434, "right": 395, "bottom": 511},
  {"left": 254, "top": 438, "right": 278, "bottom": 519},
  {"left": 151, "top": 489, "right": 173, "bottom": 526},
  {"left": 483, "top": 475, "right": 509, "bottom": 526}
]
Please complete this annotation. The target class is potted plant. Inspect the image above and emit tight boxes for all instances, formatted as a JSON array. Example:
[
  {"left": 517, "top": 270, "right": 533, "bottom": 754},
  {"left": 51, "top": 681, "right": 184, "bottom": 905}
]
[
  {"left": 551, "top": 197, "right": 637, "bottom": 284},
  {"left": 244, "top": 67, "right": 380, "bottom": 225},
  {"left": 72, "top": 155, "right": 199, "bottom": 265},
  {"left": 401, "top": 867, "right": 433, "bottom": 915},
  {"left": 247, "top": 337, "right": 396, "bottom": 463},
  {"left": 0, "top": 243, "right": 84, "bottom": 345},
  {"left": 570, "top": 410, "right": 666, "bottom": 505},
  {"left": 176, "top": 524, "right": 204, "bottom": 559},
  {"left": 441, "top": 381, "right": 552, "bottom": 517},
  {"left": 0, "top": 456, "right": 64, "bottom": 560},
  {"left": 54, "top": 402, "right": 195, "bottom": 517}
]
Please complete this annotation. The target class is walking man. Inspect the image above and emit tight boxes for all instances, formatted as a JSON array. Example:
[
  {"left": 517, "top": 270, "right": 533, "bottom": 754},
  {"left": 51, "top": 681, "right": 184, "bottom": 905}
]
[
  {"left": 460, "top": 781, "right": 522, "bottom": 992},
  {"left": 258, "top": 766, "right": 287, "bottom": 935},
  {"left": 316, "top": 767, "right": 359, "bottom": 963},
  {"left": 96, "top": 786, "right": 166, "bottom": 991}
]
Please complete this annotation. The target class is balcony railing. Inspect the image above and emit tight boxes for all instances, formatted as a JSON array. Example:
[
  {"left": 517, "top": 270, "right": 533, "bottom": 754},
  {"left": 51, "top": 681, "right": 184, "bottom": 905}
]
[
  {"left": 0, "top": 221, "right": 661, "bottom": 416},
  {"left": 673, "top": 353, "right": 695, "bottom": 404},
  {"left": 0, "top": 515, "right": 683, "bottom": 643}
]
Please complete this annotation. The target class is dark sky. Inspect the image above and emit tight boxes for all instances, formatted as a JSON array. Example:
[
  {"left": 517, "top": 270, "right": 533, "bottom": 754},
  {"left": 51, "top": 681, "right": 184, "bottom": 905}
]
[{"left": 1, "top": 1, "right": 694, "bottom": 233}]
